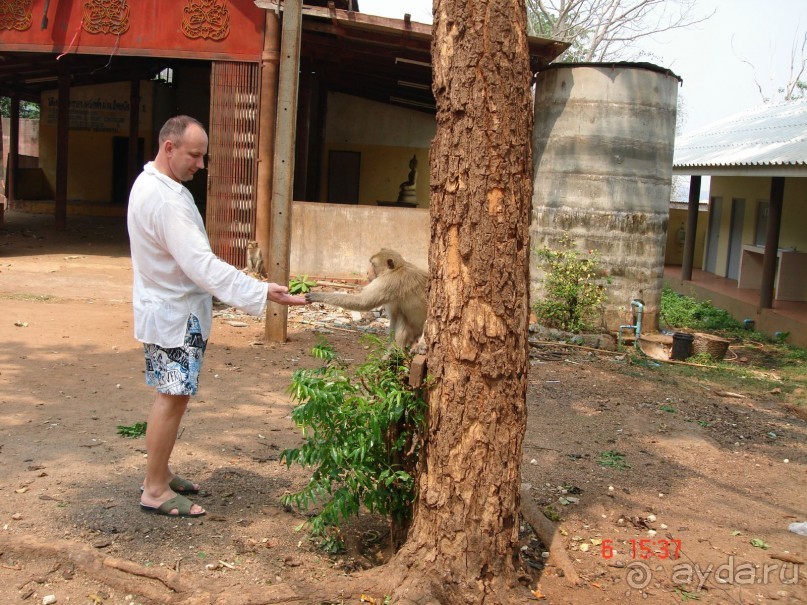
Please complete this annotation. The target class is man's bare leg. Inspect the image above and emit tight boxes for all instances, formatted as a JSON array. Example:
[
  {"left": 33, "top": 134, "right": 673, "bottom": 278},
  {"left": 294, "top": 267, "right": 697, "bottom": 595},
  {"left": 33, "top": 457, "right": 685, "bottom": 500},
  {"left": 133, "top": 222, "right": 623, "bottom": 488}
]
[{"left": 140, "top": 392, "right": 205, "bottom": 515}]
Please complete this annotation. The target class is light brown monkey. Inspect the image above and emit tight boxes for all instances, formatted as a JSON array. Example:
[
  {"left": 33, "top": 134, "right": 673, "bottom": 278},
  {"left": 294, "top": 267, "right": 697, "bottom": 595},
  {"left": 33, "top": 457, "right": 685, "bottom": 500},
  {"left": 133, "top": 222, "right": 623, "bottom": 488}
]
[
  {"left": 306, "top": 249, "right": 427, "bottom": 348},
  {"left": 245, "top": 240, "right": 264, "bottom": 276}
]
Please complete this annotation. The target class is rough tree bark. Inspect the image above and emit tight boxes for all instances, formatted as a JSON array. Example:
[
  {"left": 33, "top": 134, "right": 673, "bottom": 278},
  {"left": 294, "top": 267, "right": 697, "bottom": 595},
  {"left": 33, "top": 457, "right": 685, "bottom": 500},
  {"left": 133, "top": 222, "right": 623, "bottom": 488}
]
[{"left": 387, "top": 0, "right": 534, "bottom": 603}]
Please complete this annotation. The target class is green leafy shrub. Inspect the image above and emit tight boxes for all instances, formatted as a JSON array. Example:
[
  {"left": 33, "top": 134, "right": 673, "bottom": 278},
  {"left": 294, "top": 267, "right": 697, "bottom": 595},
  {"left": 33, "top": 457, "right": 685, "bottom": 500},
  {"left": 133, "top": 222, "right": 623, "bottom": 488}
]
[
  {"left": 784, "top": 346, "right": 807, "bottom": 363},
  {"left": 281, "top": 337, "right": 427, "bottom": 552},
  {"left": 116, "top": 421, "right": 147, "bottom": 438},
  {"left": 289, "top": 275, "right": 317, "bottom": 294},
  {"left": 687, "top": 352, "right": 719, "bottom": 365},
  {"left": 659, "top": 287, "right": 741, "bottom": 332},
  {"left": 532, "top": 236, "right": 609, "bottom": 333},
  {"left": 597, "top": 450, "right": 629, "bottom": 470}
]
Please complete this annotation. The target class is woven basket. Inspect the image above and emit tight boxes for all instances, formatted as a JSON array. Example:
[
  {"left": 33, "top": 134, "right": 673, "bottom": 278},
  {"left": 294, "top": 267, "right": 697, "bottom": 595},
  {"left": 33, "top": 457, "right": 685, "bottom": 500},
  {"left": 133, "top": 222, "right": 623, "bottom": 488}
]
[{"left": 692, "top": 332, "right": 730, "bottom": 360}]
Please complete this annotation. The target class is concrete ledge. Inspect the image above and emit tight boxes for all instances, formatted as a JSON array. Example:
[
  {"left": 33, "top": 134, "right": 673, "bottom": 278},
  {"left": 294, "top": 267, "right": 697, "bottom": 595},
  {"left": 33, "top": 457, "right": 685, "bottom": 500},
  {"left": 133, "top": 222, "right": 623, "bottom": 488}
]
[
  {"left": 664, "top": 277, "right": 807, "bottom": 348},
  {"left": 290, "top": 201, "right": 429, "bottom": 278}
]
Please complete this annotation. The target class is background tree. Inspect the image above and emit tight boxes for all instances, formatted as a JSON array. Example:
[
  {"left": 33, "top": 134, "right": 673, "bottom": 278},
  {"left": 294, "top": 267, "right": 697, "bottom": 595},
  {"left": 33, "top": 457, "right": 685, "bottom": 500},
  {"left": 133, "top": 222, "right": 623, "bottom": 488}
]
[
  {"left": 385, "top": 0, "right": 534, "bottom": 602},
  {"left": 0, "top": 98, "right": 40, "bottom": 192},
  {"left": 735, "top": 29, "right": 807, "bottom": 102},
  {"left": 0, "top": 97, "right": 41, "bottom": 119},
  {"left": 782, "top": 30, "right": 807, "bottom": 100},
  {"left": 526, "top": 0, "right": 712, "bottom": 62}
]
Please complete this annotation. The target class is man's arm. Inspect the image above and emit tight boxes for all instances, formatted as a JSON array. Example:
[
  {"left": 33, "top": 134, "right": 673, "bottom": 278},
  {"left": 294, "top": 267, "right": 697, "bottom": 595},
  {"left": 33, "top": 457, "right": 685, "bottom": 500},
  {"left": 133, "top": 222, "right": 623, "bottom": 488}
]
[{"left": 156, "top": 204, "right": 267, "bottom": 314}]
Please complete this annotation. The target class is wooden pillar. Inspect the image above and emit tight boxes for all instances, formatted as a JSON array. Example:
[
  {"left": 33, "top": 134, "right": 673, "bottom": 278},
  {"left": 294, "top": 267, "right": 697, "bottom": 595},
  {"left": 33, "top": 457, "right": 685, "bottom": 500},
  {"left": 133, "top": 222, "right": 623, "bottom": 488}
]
[
  {"left": 128, "top": 77, "right": 141, "bottom": 197},
  {"left": 8, "top": 92, "right": 20, "bottom": 207},
  {"left": 55, "top": 64, "right": 70, "bottom": 229},
  {"left": 256, "top": 10, "right": 281, "bottom": 285},
  {"left": 760, "top": 177, "right": 785, "bottom": 309},
  {"left": 680, "top": 175, "right": 701, "bottom": 281},
  {"left": 265, "top": 0, "right": 302, "bottom": 342}
]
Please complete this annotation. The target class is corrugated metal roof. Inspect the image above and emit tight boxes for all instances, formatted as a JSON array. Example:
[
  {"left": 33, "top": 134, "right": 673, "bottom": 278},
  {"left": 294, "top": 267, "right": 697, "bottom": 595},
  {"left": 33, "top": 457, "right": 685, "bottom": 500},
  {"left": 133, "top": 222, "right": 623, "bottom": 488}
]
[{"left": 673, "top": 98, "right": 807, "bottom": 168}]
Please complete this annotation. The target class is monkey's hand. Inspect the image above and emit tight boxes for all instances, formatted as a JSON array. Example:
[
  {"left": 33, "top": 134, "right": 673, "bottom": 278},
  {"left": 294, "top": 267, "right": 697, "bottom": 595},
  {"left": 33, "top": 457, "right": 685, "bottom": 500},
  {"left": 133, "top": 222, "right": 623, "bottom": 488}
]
[
  {"left": 305, "top": 292, "right": 324, "bottom": 303},
  {"left": 267, "top": 283, "right": 309, "bottom": 306}
]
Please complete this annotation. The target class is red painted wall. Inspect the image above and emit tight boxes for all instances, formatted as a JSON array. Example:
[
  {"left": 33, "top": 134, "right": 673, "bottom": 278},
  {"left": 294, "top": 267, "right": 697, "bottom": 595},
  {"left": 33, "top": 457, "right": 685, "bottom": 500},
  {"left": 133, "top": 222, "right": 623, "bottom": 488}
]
[{"left": 1, "top": 0, "right": 264, "bottom": 61}]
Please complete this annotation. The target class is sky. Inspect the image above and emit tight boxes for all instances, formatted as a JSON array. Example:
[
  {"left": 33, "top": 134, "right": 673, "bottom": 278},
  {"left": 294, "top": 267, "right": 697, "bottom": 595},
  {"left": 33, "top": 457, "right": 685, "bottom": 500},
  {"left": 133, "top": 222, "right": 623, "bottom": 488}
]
[{"left": 358, "top": 0, "right": 807, "bottom": 134}]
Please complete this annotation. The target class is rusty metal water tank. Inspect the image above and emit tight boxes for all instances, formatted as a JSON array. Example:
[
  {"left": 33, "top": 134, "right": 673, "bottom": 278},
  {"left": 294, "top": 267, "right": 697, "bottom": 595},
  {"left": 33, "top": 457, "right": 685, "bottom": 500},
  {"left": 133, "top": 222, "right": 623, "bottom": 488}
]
[{"left": 530, "top": 62, "right": 681, "bottom": 334}]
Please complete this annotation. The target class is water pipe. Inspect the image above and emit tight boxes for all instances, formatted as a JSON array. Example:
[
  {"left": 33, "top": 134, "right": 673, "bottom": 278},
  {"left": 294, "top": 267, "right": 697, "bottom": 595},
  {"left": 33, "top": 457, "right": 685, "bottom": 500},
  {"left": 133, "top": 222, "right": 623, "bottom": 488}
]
[
  {"left": 617, "top": 299, "right": 644, "bottom": 347},
  {"left": 632, "top": 299, "right": 644, "bottom": 341}
]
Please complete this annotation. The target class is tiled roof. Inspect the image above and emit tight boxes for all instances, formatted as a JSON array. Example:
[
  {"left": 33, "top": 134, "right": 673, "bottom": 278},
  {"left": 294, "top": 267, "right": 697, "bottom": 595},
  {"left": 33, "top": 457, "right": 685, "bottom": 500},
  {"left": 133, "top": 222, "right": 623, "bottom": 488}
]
[{"left": 673, "top": 98, "right": 807, "bottom": 168}]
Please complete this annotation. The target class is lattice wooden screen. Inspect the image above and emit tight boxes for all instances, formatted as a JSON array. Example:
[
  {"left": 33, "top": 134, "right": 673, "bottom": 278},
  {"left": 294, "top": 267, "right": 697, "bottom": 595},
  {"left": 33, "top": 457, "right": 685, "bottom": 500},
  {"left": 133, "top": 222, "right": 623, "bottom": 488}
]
[{"left": 206, "top": 60, "right": 260, "bottom": 268}]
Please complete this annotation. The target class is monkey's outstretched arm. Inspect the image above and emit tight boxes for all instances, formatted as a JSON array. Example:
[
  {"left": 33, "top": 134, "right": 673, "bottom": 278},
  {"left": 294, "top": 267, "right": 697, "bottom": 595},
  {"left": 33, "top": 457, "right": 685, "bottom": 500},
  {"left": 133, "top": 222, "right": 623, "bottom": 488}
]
[{"left": 306, "top": 281, "right": 387, "bottom": 311}]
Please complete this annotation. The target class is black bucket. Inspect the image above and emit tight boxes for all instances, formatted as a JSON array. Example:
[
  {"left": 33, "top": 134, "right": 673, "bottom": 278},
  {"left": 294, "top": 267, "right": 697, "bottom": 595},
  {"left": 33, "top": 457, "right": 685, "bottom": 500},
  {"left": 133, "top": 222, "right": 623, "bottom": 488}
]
[{"left": 671, "top": 332, "right": 694, "bottom": 361}]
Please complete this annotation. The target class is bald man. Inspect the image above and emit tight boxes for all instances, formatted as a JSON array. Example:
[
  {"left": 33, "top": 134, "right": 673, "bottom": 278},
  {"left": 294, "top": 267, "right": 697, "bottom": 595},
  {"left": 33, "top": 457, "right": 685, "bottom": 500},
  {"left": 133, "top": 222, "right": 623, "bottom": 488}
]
[{"left": 127, "top": 115, "right": 307, "bottom": 517}]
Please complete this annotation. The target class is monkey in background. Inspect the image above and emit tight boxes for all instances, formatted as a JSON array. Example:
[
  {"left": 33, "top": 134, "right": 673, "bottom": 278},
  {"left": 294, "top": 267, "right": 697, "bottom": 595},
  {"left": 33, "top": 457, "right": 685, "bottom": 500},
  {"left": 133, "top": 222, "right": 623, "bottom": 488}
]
[
  {"left": 245, "top": 240, "right": 264, "bottom": 277},
  {"left": 306, "top": 249, "right": 427, "bottom": 349}
]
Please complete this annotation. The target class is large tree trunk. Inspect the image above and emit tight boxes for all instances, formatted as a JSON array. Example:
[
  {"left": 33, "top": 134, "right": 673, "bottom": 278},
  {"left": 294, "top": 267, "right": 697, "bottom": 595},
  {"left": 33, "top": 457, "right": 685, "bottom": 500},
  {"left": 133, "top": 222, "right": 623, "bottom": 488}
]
[{"left": 389, "top": 1, "right": 534, "bottom": 603}]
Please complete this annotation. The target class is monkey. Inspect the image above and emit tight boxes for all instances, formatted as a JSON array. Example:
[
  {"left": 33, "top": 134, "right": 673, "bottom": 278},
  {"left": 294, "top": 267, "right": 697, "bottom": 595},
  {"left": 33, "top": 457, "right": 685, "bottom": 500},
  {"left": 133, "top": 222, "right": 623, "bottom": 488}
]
[
  {"left": 305, "top": 249, "right": 427, "bottom": 349},
  {"left": 245, "top": 240, "right": 264, "bottom": 277}
]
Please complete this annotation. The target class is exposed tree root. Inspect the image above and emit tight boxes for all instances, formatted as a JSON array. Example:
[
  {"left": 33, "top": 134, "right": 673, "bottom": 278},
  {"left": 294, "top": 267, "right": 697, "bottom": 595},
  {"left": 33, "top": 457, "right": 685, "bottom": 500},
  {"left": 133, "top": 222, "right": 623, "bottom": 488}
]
[
  {"left": 1, "top": 533, "right": 183, "bottom": 604},
  {"left": 2, "top": 519, "right": 575, "bottom": 605},
  {"left": 519, "top": 484, "right": 583, "bottom": 586},
  {"left": 0, "top": 533, "right": 361, "bottom": 605}
]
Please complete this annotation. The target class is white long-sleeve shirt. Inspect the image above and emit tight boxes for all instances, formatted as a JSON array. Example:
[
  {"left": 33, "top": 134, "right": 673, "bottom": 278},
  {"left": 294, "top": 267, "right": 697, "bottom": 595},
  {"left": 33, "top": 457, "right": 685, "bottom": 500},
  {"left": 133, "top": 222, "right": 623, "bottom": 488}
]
[{"left": 128, "top": 162, "right": 268, "bottom": 348}]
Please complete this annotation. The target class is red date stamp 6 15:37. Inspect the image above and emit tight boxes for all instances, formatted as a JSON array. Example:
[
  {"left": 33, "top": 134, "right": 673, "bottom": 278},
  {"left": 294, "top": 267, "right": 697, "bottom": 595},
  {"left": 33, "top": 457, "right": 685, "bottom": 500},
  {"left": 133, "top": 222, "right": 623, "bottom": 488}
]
[{"left": 601, "top": 538, "right": 682, "bottom": 560}]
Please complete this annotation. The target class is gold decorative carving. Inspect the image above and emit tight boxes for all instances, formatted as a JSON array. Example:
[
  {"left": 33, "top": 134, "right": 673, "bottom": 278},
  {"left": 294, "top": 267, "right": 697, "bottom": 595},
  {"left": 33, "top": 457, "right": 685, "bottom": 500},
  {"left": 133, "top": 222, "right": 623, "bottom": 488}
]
[
  {"left": 82, "top": 0, "right": 130, "bottom": 35},
  {"left": 182, "top": 0, "right": 229, "bottom": 41},
  {"left": 0, "top": 0, "right": 33, "bottom": 31}
]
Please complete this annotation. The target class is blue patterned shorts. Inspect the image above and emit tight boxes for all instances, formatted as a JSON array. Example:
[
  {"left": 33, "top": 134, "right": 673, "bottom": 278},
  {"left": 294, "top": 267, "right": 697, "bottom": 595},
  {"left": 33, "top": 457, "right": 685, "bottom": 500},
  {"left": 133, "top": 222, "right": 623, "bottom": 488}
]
[{"left": 143, "top": 315, "right": 208, "bottom": 396}]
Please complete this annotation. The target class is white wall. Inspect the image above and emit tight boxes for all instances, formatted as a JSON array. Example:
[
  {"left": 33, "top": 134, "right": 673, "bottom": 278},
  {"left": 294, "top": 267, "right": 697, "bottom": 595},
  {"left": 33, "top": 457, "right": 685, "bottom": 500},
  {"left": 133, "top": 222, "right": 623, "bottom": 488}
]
[{"left": 291, "top": 201, "right": 429, "bottom": 278}]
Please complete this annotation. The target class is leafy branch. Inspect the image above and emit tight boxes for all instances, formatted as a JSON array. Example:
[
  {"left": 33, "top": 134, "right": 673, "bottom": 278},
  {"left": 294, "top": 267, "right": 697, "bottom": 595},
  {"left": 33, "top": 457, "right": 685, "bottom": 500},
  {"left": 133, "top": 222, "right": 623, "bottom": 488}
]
[{"left": 281, "top": 337, "right": 427, "bottom": 552}]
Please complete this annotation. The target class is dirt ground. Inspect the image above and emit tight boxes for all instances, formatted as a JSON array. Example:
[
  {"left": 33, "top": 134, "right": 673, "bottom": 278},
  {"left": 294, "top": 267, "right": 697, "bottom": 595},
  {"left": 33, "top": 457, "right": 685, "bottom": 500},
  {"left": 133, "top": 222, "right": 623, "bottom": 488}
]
[{"left": 1, "top": 210, "right": 806, "bottom": 605}]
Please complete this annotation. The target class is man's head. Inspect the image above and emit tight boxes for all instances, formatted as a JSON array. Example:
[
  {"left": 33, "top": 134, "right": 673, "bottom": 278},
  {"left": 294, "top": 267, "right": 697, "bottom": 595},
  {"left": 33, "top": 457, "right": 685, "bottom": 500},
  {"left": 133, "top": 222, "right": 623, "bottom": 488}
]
[{"left": 155, "top": 115, "right": 208, "bottom": 183}]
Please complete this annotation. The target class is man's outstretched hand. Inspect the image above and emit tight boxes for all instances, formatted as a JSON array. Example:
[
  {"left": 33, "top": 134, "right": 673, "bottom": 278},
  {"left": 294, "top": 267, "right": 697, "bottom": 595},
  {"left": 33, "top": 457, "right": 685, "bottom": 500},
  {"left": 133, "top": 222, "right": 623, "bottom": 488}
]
[{"left": 267, "top": 283, "right": 309, "bottom": 306}]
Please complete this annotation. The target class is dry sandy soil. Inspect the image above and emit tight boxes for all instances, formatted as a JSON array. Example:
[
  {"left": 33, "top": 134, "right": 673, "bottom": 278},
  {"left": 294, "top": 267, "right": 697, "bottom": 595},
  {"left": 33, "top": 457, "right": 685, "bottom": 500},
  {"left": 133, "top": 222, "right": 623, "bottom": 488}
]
[{"left": 1, "top": 210, "right": 806, "bottom": 605}]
